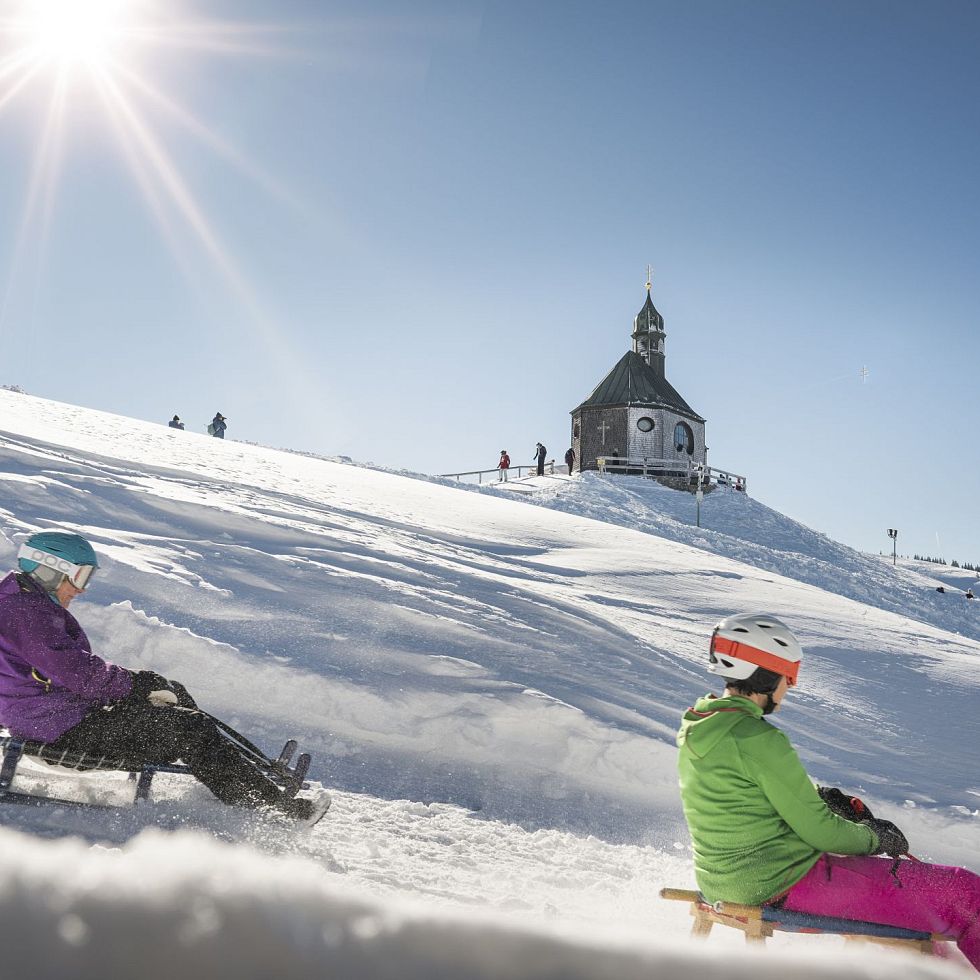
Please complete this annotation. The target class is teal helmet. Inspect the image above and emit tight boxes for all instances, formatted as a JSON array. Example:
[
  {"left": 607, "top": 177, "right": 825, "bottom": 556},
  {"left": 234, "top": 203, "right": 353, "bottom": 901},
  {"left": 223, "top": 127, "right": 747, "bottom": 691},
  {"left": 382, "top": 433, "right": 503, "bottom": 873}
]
[{"left": 17, "top": 531, "right": 99, "bottom": 590}]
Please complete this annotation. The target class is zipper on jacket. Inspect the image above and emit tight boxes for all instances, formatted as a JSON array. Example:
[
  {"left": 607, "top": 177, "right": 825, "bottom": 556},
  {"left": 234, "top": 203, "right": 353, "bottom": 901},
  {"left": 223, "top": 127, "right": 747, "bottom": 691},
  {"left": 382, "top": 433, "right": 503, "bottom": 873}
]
[{"left": 31, "top": 668, "right": 52, "bottom": 693}]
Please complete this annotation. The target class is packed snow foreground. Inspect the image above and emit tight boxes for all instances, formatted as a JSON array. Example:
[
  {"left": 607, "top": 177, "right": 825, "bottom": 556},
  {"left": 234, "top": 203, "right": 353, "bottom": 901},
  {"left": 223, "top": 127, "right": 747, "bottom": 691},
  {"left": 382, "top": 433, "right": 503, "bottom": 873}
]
[{"left": 0, "top": 389, "right": 976, "bottom": 979}]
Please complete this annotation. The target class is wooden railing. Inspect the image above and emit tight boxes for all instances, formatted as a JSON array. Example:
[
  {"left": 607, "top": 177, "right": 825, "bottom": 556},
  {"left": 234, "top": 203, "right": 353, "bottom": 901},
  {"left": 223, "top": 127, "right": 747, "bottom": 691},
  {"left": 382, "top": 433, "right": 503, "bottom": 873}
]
[
  {"left": 596, "top": 456, "right": 747, "bottom": 492},
  {"left": 437, "top": 457, "right": 747, "bottom": 492},
  {"left": 439, "top": 461, "right": 557, "bottom": 484}
]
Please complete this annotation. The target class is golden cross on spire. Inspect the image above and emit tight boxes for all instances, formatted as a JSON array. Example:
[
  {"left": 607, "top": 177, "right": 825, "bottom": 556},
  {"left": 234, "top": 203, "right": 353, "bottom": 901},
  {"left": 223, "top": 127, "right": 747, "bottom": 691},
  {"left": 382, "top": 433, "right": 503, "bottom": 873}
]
[{"left": 645, "top": 264, "right": 653, "bottom": 290}]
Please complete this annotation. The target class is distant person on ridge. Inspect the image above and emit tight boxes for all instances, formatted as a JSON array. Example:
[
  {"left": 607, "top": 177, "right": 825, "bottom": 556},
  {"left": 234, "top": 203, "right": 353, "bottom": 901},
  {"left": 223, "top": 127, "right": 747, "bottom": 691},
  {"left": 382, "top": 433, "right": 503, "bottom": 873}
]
[
  {"left": 498, "top": 450, "right": 510, "bottom": 483},
  {"left": 967, "top": 590, "right": 975, "bottom": 600},
  {"left": 677, "top": 612, "right": 980, "bottom": 970},
  {"left": 0, "top": 531, "right": 330, "bottom": 824},
  {"left": 209, "top": 413, "right": 227, "bottom": 438},
  {"left": 534, "top": 442, "right": 547, "bottom": 476},
  {"left": 564, "top": 448, "right": 575, "bottom": 475},
  {"left": 168, "top": 415, "right": 184, "bottom": 430}
]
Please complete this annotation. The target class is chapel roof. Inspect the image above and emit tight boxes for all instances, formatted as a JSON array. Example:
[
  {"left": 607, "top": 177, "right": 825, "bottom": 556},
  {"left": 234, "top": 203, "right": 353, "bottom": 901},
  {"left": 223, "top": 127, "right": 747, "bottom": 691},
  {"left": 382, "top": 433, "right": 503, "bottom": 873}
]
[{"left": 573, "top": 350, "right": 704, "bottom": 421}]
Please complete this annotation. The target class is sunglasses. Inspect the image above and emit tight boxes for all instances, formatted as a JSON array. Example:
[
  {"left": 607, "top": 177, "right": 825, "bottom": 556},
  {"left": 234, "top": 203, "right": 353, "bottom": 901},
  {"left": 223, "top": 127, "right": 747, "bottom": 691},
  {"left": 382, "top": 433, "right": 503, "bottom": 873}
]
[
  {"left": 18, "top": 545, "right": 98, "bottom": 591},
  {"left": 710, "top": 631, "right": 799, "bottom": 687}
]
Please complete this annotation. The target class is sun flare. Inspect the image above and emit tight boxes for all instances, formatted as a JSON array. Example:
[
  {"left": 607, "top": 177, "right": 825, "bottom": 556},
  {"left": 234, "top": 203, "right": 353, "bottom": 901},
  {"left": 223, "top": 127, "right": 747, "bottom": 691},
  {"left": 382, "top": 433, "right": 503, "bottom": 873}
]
[
  {"left": 0, "top": 0, "right": 296, "bottom": 330},
  {"left": 17, "top": 0, "right": 133, "bottom": 68}
]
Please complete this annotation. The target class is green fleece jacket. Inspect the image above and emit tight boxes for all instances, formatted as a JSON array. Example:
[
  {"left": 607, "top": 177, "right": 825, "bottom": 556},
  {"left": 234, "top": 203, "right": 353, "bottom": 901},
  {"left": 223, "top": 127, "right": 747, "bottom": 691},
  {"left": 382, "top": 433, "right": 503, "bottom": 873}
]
[{"left": 677, "top": 694, "right": 878, "bottom": 905}]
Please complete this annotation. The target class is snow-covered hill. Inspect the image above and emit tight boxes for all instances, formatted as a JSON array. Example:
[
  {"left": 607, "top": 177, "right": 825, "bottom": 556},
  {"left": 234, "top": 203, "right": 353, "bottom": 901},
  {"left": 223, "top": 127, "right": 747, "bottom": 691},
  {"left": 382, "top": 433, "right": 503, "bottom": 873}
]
[
  {"left": 0, "top": 388, "right": 976, "bottom": 978},
  {"left": 441, "top": 469, "right": 980, "bottom": 645}
]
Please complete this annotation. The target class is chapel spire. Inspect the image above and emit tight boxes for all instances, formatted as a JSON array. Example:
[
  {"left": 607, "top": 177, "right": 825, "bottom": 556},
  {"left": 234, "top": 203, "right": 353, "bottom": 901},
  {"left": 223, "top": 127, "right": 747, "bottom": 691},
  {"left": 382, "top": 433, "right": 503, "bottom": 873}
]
[{"left": 631, "top": 270, "right": 666, "bottom": 379}]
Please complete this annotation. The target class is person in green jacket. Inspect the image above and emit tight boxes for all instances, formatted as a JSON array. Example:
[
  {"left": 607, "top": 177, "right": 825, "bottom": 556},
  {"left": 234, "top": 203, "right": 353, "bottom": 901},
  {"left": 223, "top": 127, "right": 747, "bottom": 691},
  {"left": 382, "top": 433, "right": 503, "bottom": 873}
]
[{"left": 677, "top": 612, "right": 980, "bottom": 970}]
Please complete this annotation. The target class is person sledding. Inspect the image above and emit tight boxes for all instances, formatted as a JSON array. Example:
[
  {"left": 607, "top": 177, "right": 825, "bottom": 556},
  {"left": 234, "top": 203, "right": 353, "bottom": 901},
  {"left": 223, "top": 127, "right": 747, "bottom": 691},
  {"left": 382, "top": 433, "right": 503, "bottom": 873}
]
[
  {"left": 0, "top": 531, "right": 330, "bottom": 824},
  {"left": 677, "top": 612, "right": 980, "bottom": 970}
]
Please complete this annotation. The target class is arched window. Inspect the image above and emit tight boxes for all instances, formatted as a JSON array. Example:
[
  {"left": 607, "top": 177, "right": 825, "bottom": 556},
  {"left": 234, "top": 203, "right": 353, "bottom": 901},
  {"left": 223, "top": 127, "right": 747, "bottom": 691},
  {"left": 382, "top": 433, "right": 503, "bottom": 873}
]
[
  {"left": 674, "top": 421, "right": 694, "bottom": 455},
  {"left": 636, "top": 416, "right": 654, "bottom": 433}
]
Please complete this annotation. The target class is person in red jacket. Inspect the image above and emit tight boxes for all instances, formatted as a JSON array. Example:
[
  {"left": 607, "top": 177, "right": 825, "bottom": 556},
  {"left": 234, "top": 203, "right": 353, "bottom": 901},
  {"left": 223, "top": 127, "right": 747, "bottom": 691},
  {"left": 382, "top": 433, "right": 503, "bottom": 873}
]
[{"left": 498, "top": 450, "right": 510, "bottom": 482}]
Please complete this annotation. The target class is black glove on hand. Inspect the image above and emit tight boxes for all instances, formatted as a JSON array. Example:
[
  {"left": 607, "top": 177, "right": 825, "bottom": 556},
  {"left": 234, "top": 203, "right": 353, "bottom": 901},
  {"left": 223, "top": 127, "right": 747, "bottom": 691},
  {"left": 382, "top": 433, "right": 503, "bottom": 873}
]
[
  {"left": 168, "top": 679, "right": 197, "bottom": 709},
  {"left": 865, "top": 818, "right": 909, "bottom": 857},
  {"left": 129, "top": 670, "right": 173, "bottom": 701},
  {"left": 817, "top": 786, "right": 875, "bottom": 822},
  {"left": 129, "top": 671, "right": 197, "bottom": 709}
]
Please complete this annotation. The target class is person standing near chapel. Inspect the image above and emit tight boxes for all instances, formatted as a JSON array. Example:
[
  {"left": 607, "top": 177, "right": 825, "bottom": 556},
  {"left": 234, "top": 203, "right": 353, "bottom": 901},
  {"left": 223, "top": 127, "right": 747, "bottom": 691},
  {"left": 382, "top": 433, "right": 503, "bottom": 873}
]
[
  {"left": 168, "top": 415, "right": 184, "bottom": 430},
  {"left": 534, "top": 442, "right": 547, "bottom": 476},
  {"left": 210, "top": 413, "right": 227, "bottom": 439},
  {"left": 498, "top": 450, "right": 510, "bottom": 482},
  {"left": 564, "top": 447, "right": 575, "bottom": 475}
]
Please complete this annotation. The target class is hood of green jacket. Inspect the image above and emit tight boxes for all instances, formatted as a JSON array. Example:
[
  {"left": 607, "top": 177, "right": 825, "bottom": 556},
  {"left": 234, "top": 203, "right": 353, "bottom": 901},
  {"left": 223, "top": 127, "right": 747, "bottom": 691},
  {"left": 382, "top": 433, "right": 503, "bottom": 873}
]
[{"left": 678, "top": 694, "right": 762, "bottom": 759}]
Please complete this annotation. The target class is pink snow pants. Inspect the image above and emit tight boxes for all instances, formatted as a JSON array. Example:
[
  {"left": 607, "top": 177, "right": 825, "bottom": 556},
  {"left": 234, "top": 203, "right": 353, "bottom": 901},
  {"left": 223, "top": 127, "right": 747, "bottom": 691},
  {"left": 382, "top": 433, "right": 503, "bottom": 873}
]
[{"left": 779, "top": 854, "right": 980, "bottom": 970}]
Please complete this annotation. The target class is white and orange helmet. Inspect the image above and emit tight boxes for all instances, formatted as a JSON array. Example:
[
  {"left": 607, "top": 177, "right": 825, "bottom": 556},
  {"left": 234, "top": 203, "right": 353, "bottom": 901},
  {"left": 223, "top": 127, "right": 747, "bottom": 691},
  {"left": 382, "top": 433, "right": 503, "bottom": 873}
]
[{"left": 707, "top": 612, "right": 802, "bottom": 687}]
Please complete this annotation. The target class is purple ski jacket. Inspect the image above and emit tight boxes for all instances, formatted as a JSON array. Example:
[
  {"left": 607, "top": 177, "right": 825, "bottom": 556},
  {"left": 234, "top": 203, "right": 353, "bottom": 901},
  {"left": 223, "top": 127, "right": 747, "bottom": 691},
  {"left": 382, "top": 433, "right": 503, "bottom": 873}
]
[{"left": 0, "top": 572, "right": 133, "bottom": 741}]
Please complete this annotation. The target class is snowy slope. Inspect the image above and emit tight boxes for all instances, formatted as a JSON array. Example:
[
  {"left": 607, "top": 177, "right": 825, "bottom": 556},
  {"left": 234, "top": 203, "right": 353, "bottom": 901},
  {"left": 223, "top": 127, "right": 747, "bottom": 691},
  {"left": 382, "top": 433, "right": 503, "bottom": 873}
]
[
  {"left": 0, "top": 388, "right": 977, "bottom": 978},
  {"left": 444, "top": 469, "right": 980, "bottom": 645}
]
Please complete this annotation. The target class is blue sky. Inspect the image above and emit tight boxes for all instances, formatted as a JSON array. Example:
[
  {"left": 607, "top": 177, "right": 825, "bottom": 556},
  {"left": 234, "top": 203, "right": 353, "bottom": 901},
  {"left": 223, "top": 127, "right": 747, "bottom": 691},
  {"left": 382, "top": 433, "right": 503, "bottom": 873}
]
[{"left": 0, "top": 0, "right": 977, "bottom": 564}]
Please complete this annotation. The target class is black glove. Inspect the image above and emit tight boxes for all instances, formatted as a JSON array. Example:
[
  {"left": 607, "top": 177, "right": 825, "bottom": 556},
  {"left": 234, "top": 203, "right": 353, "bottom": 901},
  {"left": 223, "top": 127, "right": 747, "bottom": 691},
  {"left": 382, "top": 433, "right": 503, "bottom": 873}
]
[
  {"left": 129, "top": 670, "right": 197, "bottom": 709},
  {"left": 129, "top": 670, "right": 172, "bottom": 701},
  {"left": 865, "top": 818, "right": 909, "bottom": 857},
  {"left": 817, "top": 786, "right": 875, "bottom": 822},
  {"left": 168, "top": 679, "right": 197, "bottom": 709}
]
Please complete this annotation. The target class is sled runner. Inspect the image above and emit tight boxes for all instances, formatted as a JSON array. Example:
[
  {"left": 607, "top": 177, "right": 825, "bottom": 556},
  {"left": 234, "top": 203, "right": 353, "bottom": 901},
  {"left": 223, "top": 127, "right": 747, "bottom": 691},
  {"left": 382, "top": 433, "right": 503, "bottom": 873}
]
[{"left": 659, "top": 887, "right": 955, "bottom": 955}]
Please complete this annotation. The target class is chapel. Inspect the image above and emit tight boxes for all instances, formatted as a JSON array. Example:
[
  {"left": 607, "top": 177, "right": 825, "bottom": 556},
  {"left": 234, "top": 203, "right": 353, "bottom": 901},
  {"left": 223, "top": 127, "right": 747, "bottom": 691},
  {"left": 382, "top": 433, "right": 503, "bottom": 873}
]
[{"left": 570, "top": 280, "right": 707, "bottom": 475}]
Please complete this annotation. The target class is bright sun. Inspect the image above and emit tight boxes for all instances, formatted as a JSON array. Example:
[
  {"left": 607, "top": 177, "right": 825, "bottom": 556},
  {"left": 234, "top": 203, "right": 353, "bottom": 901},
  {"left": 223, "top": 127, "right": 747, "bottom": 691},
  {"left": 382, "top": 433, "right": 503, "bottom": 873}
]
[
  {"left": 20, "top": 0, "right": 133, "bottom": 68},
  {"left": 0, "top": 0, "right": 295, "bottom": 332}
]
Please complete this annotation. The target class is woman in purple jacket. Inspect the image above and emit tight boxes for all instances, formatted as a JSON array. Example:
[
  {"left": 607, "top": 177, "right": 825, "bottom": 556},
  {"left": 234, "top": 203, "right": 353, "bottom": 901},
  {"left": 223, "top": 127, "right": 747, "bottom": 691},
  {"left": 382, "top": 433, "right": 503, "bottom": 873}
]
[{"left": 0, "top": 531, "right": 327, "bottom": 823}]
